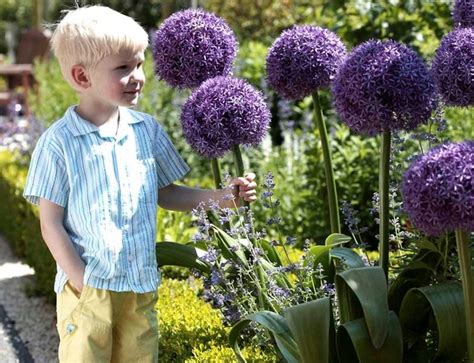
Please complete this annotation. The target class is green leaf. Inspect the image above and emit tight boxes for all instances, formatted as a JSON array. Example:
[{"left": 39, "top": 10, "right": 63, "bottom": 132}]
[
  {"left": 336, "top": 267, "right": 389, "bottom": 349},
  {"left": 309, "top": 245, "right": 331, "bottom": 269},
  {"left": 399, "top": 282, "right": 467, "bottom": 361},
  {"left": 212, "top": 226, "right": 249, "bottom": 267},
  {"left": 330, "top": 247, "right": 366, "bottom": 269},
  {"left": 325, "top": 233, "right": 352, "bottom": 246},
  {"left": 156, "top": 241, "right": 210, "bottom": 274},
  {"left": 337, "top": 311, "right": 403, "bottom": 363},
  {"left": 388, "top": 268, "right": 433, "bottom": 314},
  {"left": 283, "top": 297, "right": 337, "bottom": 363},
  {"left": 229, "top": 311, "right": 300, "bottom": 363},
  {"left": 261, "top": 239, "right": 283, "bottom": 266}
]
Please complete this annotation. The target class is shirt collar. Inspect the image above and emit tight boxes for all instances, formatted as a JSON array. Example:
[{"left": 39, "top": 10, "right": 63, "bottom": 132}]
[{"left": 67, "top": 106, "right": 145, "bottom": 138}]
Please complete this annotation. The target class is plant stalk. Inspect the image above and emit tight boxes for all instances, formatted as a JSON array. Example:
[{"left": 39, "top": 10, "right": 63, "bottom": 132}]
[
  {"left": 455, "top": 229, "right": 474, "bottom": 362},
  {"left": 211, "top": 158, "right": 223, "bottom": 189},
  {"left": 312, "top": 92, "right": 340, "bottom": 234},
  {"left": 379, "top": 130, "right": 391, "bottom": 280},
  {"left": 232, "top": 145, "right": 248, "bottom": 208}
]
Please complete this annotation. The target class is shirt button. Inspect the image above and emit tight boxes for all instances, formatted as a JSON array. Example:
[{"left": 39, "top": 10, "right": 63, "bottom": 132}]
[{"left": 66, "top": 324, "right": 76, "bottom": 334}]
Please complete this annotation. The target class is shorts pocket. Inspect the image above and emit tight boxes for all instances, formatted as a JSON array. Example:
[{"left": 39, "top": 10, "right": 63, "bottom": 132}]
[{"left": 57, "top": 281, "right": 90, "bottom": 340}]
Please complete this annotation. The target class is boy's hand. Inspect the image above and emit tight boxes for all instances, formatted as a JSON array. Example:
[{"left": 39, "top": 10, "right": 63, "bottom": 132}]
[{"left": 229, "top": 173, "right": 257, "bottom": 204}]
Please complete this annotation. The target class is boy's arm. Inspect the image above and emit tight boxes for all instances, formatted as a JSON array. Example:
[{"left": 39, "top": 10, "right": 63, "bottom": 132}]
[
  {"left": 39, "top": 198, "right": 85, "bottom": 293},
  {"left": 158, "top": 174, "right": 257, "bottom": 212}
]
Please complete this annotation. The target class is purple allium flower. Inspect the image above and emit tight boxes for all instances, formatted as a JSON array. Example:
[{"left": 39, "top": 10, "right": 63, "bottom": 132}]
[
  {"left": 266, "top": 25, "right": 347, "bottom": 100},
  {"left": 332, "top": 40, "right": 437, "bottom": 135},
  {"left": 453, "top": 0, "right": 474, "bottom": 28},
  {"left": 152, "top": 9, "right": 237, "bottom": 88},
  {"left": 431, "top": 28, "right": 474, "bottom": 107},
  {"left": 181, "top": 76, "right": 271, "bottom": 158},
  {"left": 401, "top": 141, "right": 474, "bottom": 236}
]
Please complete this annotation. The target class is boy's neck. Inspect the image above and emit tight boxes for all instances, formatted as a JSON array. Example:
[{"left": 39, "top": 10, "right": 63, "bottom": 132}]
[{"left": 76, "top": 101, "right": 120, "bottom": 128}]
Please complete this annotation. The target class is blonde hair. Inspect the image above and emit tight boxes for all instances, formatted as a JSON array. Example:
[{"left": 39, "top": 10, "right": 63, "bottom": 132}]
[{"left": 51, "top": 6, "right": 148, "bottom": 84}]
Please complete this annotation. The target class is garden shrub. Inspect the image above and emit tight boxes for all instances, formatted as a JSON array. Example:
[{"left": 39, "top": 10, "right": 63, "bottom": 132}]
[
  {"left": 0, "top": 151, "right": 56, "bottom": 302},
  {"left": 188, "top": 344, "right": 274, "bottom": 362},
  {"left": 157, "top": 278, "right": 228, "bottom": 361}
]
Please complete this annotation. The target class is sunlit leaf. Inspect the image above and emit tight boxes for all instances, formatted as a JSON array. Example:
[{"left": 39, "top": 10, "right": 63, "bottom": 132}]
[
  {"left": 336, "top": 267, "right": 389, "bottom": 349},
  {"left": 229, "top": 311, "right": 300, "bottom": 363},
  {"left": 283, "top": 297, "right": 337, "bottom": 363},
  {"left": 156, "top": 241, "right": 210, "bottom": 274}
]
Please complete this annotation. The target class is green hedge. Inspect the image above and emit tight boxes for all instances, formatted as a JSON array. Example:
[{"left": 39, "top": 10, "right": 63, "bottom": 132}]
[{"left": 0, "top": 151, "right": 56, "bottom": 301}]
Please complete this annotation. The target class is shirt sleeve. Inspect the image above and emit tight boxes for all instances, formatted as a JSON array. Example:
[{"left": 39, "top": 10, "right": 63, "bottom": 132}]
[
  {"left": 154, "top": 124, "right": 190, "bottom": 189},
  {"left": 23, "top": 144, "right": 69, "bottom": 207}
]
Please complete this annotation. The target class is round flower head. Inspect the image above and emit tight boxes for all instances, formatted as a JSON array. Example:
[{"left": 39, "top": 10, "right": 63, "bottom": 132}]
[
  {"left": 402, "top": 141, "right": 474, "bottom": 236},
  {"left": 181, "top": 76, "right": 270, "bottom": 158},
  {"left": 453, "top": 0, "right": 474, "bottom": 28},
  {"left": 152, "top": 9, "right": 237, "bottom": 88},
  {"left": 266, "top": 25, "right": 347, "bottom": 100},
  {"left": 431, "top": 28, "right": 474, "bottom": 107},
  {"left": 332, "top": 40, "right": 437, "bottom": 135}
]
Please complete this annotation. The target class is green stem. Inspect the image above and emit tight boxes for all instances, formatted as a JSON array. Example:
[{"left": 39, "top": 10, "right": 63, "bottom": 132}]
[
  {"left": 455, "top": 229, "right": 474, "bottom": 362},
  {"left": 312, "top": 92, "right": 340, "bottom": 234},
  {"left": 379, "top": 130, "right": 391, "bottom": 280},
  {"left": 232, "top": 144, "right": 249, "bottom": 208},
  {"left": 211, "top": 158, "right": 223, "bottom": 189}
]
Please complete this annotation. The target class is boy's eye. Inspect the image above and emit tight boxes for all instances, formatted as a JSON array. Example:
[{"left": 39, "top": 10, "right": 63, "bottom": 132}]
[{"left": 116, "top": 65, "right": 129, "bottom": 70}]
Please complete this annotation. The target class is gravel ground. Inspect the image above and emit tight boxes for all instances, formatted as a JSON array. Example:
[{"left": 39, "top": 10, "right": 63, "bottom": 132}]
[{"left": 0, "top": 235, "right": 59, "bottom": 363}]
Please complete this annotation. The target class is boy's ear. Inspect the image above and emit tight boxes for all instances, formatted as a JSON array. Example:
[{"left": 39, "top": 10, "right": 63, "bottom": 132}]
[{"left": 70, "top": 64, "right": 91, "bottom": 90}]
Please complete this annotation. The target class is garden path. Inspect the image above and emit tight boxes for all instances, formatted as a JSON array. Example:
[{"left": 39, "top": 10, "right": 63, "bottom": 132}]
[{"left": 0, "top": 235, "right": 58, "bottom": 362}]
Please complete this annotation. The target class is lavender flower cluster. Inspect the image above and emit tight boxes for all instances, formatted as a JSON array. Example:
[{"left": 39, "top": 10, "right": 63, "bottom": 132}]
[
  {"left": 431, "top": 28, "right": 474, "bottom": 107},
  {"left": 332, "top": 40, "right": 437, "bottom": 135},
  {"left": 266, "top": 25, "right": 347, "bottom": 100},
  {"left": 153, "top": 9, "right": 237, "bottom": 88},
  {"left": 181, "top": 76, "right": 270, "bottom": 158},
  {"left": 190, "top": 172, "right": 332, "bottom": 325},
  {"left": 402, "top": 141, "right": 474, "bottom": 236}
]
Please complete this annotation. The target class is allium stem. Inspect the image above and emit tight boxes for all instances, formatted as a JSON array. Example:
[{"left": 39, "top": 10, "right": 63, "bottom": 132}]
[
  {"left": 211, "top": 158, "right": 223, "bottom": 189},
  {"left": 312, "top": 92, "right": 340, "bottom": 234},
  {"left": 232, "top": 145, "right": 249, "bottom": 208},
  {"left": 455, "top": 229, "right": 474, "bottom": 362},
  {"left": 379, "top": 131, "right": 391, "bottom": 280}
]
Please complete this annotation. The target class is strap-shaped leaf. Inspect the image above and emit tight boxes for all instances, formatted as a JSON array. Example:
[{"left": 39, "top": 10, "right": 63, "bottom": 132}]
[
  {"left": 212, "top": 226, "right": 249, "bottom": 267},
  {"left": 337, "top": 311, "right": 403, "bottom": 363},
  {"left": 229, "top": 311, "right": 300, "bottom": 363},
  {"left": 399, "top": 282, "right": 467, "bottom": 361},
  {"left": 330, "top": 247, "right": 366, "bottom": 269},
  {"left": 156, "top": 241, "right": 210, "bottom": 274},
  {"left": 336, "top": 267, "right": 389, "bottom": 349},
  {"left": 325, "top": 233, "right": 352, "bottom": 246},
  {"left": 388, "top": 269, "right": 433, "bottom": 314},
  {"left": 261, "top": 239, "right": 283, "bottom": 266},
  {"left": 283, "top": 297, "right": 337, "bottom": 363}
]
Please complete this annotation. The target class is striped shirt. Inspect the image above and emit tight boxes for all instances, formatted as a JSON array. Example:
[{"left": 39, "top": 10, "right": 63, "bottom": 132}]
[{"left": 23, "top": 106, "right": 189, "bottom": 294}]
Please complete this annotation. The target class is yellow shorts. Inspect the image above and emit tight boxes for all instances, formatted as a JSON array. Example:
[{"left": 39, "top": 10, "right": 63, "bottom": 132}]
[{"left": 56, "top": 281, "right": 159, "bottom": 363}]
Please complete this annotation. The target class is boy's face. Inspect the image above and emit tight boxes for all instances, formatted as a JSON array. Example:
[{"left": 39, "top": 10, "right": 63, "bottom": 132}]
[{"left": 85, "top": 49, "right": 145, "bottom": 110}]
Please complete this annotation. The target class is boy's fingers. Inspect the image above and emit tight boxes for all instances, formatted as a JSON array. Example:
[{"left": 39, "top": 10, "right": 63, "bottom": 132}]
[
  {"left": 232, "top": 177, "right": 249, "bottom": 186},
  {"left": 240, "top": 181, "right": 257, "bottom": 191},
  {"left": 244, "top": 172, "right": 256, "bottom": 181},
  {"left": 239, "top": 189, "right": 256, "bottom": 198}
]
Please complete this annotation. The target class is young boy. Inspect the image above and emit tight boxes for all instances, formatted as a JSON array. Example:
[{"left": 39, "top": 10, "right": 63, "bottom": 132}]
[{"left": 23, "top": 5, "right": 256, "bottom": 362}]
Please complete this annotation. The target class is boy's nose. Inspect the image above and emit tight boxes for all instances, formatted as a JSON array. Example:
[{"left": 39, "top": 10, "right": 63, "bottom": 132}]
[{"left": 131, "top": 68, "right": 145, "bottom": 83}]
